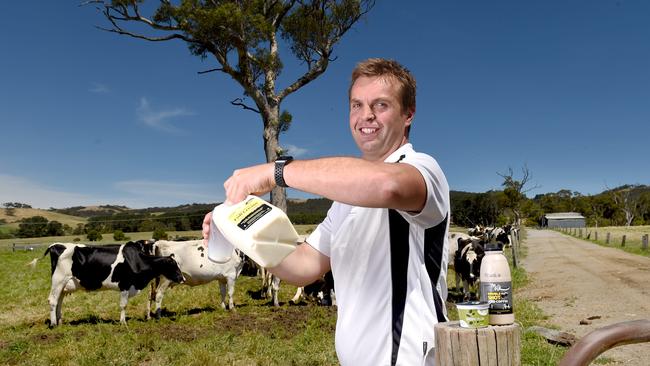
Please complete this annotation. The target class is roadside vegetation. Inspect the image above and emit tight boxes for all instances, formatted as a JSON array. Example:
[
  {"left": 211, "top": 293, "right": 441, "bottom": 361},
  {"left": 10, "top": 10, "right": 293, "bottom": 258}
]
[{"left": 555, "top": 225, "right": 650, "bottom": 257}]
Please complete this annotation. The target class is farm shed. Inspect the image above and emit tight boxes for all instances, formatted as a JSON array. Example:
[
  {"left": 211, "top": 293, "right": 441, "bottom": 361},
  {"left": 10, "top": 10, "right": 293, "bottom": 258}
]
[{"left": 543, "top": 212, "right": 586, "bottom": 228}]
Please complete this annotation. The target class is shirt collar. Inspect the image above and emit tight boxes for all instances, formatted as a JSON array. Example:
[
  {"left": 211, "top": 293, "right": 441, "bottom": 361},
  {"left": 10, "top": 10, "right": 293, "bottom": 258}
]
[{"left": 384, "top": 143, "right": 413, "bottom": 163}]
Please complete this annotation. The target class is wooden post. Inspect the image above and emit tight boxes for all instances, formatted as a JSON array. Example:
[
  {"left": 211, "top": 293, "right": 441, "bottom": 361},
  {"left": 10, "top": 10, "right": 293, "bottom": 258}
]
[
  {"left": 643, "top": 234, "right": 649, "bottom": 250},
  {"left": 606, "top": 233, "right": 610, "bottom": 244},
  {"left": 621, "top": 235, "right": 626, "bottom": 247},
  {"left": 595, "top": 231, "right": 598, "bottom": 241},
  {"left": 511, "top": 243, "right": 518, "bottom": 269},
  {"left": 579, "top": 229, "right": 583, "bottom": 238},
  {"left": 12, "top": 243, "right": 16, "bottom": 252},
  {"left": 435, "top": 321, "right": 521, "bottom": 366}
]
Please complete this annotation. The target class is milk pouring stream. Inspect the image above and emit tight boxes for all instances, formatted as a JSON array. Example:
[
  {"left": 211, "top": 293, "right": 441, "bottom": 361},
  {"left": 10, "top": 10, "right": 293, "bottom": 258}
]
[
  {"left": 207, "top": 195, "right": 299, "bottom": 268},
  {"left": 479, "top": 243, "right": 515, "bottom": 325}
]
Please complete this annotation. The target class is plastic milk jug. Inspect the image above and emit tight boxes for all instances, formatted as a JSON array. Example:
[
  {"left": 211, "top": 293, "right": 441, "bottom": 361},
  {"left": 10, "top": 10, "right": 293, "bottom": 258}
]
[
  {"left": 479, "top": 243, "right": 515, "bottom": 325},
  {"left": 207, "top": 195, "right": 299, "bottom": 268}
]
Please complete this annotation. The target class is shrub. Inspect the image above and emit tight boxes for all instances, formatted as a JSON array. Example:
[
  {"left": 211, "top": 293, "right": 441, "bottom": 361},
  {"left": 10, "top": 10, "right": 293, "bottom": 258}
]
[
  {"left": 113, "top": 230, "right": 126, "bottom": 241},
  {"left": 87, "top": 230, "right": 103, "bottom": 242},
  {"left": 152, "top": 228, "right": 168, "bottom": 240}
]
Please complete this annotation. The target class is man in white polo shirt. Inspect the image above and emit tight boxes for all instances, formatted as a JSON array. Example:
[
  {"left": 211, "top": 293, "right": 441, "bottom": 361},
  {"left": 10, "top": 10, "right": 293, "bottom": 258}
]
[{"left": 204, "top": 58, "right": 450, "bottom": 365}]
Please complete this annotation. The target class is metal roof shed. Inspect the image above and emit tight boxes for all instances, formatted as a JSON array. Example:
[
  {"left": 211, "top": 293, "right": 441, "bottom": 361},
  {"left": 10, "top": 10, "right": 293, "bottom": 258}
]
[{"left": 543, "top": 212, "right": 586, "bottom": 228}]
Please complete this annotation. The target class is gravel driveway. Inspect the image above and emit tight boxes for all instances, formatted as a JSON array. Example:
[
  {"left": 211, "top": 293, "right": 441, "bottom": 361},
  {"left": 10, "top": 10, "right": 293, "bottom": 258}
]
[{"left": 519, "top": 229, "right": 650, "bottom": 365}]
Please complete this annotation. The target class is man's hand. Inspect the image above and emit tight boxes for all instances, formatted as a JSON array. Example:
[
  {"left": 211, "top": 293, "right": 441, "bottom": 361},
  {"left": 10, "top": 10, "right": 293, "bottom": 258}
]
[
  {"left": 202, "top": 211, "right": 213, "bottom": 247},
  {"left": 224, "top": 163, "right": 275, "bottom": 204}
]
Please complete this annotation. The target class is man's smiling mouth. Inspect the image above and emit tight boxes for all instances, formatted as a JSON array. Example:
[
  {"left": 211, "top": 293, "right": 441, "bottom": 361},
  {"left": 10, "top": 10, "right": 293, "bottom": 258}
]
[{"left": 360, "top": 127, "right": 379, "bottom": 135}]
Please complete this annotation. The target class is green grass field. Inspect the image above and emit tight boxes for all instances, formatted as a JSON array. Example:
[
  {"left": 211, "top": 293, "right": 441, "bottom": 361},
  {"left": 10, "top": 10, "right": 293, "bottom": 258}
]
[
  {"left": 557, "top": 225, "right": 650, "bottom": 257},
  {"left": 0, "top": 227, "right": 571, "bottom": 365}
]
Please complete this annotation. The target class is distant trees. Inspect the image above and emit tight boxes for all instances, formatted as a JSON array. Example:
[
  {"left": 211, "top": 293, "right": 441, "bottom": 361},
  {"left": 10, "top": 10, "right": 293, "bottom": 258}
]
[{"left": 2, "top": 202, "right": 32, "bottom": 209}]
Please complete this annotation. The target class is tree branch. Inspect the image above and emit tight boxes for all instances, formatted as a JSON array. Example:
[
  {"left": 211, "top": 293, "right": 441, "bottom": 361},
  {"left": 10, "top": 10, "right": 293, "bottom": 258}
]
[
  {"left": 197, "top": 68, "right": 225, "bottom": 75},
  {"left": 231, "top": 98, "right": 260, "bottom": 114}
]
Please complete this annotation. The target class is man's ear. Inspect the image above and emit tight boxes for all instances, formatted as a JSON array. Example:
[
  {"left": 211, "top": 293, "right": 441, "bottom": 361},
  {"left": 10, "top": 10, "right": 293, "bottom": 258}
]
[{"left": 404, "top": 108, "right": 415, "bottom": 125}]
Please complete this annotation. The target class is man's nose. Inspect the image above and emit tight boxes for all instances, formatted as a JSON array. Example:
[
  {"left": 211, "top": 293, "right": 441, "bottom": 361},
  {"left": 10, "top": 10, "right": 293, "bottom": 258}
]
[{"left": 363, "top": 105, "right": 375, "bottom": 121}]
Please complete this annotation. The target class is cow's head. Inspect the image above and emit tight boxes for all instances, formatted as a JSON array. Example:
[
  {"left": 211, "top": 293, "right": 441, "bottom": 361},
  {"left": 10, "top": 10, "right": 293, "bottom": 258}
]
[
  {"left": 160, "top": 255, "right": 185, "bottom": 284},
  {"left": 127, "top": 239, "right": 156, "bottom": 255}
]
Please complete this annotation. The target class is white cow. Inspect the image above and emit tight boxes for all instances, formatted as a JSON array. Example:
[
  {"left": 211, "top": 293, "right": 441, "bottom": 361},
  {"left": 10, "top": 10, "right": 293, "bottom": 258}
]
[{"left": 148, "top": 240, "right": 243, "bottom": 318}]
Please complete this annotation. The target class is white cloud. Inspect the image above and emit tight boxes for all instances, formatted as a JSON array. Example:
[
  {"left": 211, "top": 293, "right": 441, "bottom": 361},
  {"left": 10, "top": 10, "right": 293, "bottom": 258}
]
[
  {"left": 89, "top": 83, "right": 109, "bottom": 93},
  {"left": 114, "top": 180, "right": 219, "bottom": 204},
  {"left": 284, "top": 144, "right": 309, "bottom": 158},
  {"left": 0, "top": 174, "right": 223, "bottom": 209},
  {"left": 136, "top": 97, "right": 195, "bottom": 133},
  {"left": 0, "top": 174, "right": 100, "bottom": 209}
]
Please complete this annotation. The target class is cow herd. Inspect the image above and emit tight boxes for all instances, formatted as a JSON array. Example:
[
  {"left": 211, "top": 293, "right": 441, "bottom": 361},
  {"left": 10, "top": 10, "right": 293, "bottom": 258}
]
[
  {"left": 448, "top": 224, "right": 517, "bottom": 300},
  {"left": 29, "top": 239, "right": 334, "bottom": 327},
  {"left": 28, "top": 224, "right": 514, "bottom": 327}
]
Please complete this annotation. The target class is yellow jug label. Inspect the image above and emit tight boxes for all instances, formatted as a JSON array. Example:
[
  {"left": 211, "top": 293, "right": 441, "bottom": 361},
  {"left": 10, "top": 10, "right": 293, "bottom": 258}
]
[{"left": 228, "top": 197, "right": 272, "bottom": 230}]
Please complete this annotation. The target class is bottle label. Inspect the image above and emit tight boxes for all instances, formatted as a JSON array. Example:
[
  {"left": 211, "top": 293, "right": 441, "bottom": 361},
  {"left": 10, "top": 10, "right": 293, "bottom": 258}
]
[
  {"left": 228, "top": 198, "right": 272, "bottom": 230},
  {"left": 480, "top": 281, "right": 513, "bottom": 314}
]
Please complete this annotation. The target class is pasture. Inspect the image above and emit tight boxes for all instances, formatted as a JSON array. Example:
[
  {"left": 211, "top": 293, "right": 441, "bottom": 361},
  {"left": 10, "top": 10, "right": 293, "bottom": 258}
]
[
  {"left": 0, "top": 227, "right": 567, "bottom": 365},
  {"left": 1, "top": 248, "right": 339, "bottom": 365},
  {"left": 558, "top": 225, "right": 650, "bottom": 257}
]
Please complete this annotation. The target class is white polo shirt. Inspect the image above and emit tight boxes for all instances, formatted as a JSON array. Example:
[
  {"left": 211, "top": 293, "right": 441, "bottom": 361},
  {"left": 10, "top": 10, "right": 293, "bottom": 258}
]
[{"left": 307, "top": 143, "right": 450, "bottom": 366}]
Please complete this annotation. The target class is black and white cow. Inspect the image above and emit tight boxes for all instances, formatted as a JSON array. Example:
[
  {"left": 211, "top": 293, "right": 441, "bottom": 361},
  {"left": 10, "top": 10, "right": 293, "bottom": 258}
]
[
  {"left": 148, "top": 240, "right": 244, "bottom": 317},
  {"left": 34, "top": 241, "right": 184, "bottom": 327},
  {"left": 450, "top": 233, "right": 485, "bottom": 300},
  {"left": 290, "top": 270, "right": 335, "bottom": 306},
  {"left": 488, "top": 225, "right": 512, "bottom": 247}
]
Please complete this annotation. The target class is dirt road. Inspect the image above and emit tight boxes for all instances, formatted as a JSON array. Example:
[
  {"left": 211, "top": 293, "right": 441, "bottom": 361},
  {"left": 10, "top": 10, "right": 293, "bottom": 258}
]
[{"left": 519, "top": 229, "right": 650, "bottom": 365}]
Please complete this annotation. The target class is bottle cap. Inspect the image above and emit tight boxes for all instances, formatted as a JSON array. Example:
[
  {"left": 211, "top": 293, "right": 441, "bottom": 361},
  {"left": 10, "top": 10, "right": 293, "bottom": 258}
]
[{"left": 485, "top": 242, "right": 503, "bottom": 251}]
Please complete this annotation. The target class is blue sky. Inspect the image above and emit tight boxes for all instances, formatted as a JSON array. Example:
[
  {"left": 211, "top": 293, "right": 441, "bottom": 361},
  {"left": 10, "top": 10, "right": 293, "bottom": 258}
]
[{"left": 1, "top": 1, "right": 649, "bottom": 209}]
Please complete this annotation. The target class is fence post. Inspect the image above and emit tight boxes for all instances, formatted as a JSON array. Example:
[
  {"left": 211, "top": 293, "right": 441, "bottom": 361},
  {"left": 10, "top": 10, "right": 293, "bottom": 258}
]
[
  {"left": 12, "top": 243, "right": 16, "bottom": 252},
  {"left": 621, "top": 235, "right": 626, "bottom": 247},
  {"left": 606, "top": 233, "right": 611, "bottom": 244},
  {"left": 579, "top": 229, "right": 583, "bottom": 238},
  {"left": 643, "top": 234, "right": 649, "bottom": 250},
  {"left": 595, "top": 232, "right": 598, "bottom": 241}
]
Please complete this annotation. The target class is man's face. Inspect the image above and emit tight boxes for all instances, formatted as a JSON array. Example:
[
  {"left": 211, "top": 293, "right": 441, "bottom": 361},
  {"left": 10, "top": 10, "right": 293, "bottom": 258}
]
[{"left": 349, "top": 76, "right": 414, "bottom": 161}]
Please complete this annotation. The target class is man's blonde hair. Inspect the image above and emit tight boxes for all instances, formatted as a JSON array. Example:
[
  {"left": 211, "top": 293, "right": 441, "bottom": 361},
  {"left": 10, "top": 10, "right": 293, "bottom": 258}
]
[{"left": 349, "top": 58, "right": 417, "bottom": 115}]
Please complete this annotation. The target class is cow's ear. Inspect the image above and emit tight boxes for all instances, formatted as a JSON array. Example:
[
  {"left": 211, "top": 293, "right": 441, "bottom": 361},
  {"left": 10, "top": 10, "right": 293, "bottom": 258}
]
[{"left": 169, "top": 253, "right": 175, "bottom": 259}]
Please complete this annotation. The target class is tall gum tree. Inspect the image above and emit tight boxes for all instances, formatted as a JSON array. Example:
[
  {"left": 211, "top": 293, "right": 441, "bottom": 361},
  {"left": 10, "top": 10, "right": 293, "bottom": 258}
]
[{"left": 85, "top": 0, "right": 375, "bottom": 210}]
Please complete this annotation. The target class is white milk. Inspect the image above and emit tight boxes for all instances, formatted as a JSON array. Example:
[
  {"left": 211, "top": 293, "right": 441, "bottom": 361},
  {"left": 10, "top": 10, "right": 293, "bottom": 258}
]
[
  {"left": 207, "top": 195, "right": 299, "bottom": 268},
  {"left": 479, "top": 244, "right": 515, "bottom": 325}
]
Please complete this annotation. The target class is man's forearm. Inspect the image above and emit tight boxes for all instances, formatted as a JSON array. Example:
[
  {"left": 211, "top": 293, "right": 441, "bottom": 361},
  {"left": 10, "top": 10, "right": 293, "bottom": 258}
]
[{"left": 282, "top": 157, "right": 426, "bottom": 211}]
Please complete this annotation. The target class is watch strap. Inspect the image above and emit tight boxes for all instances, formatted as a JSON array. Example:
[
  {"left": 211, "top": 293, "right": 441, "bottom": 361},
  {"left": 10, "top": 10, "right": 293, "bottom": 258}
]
[{"left": 274, "top": 156, "right": 293, "bottom": 188}]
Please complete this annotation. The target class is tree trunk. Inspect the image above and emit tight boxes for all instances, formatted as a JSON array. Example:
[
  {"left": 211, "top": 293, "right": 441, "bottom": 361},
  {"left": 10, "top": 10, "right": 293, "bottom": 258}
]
[{"left": 262, "top": 107, "right": 288, "bottom": 213}]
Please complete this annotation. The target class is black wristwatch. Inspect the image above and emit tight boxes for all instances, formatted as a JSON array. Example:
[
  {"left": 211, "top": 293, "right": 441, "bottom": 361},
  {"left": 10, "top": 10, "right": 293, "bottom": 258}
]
[{"left": 274, "top": 155, "right": 294, "bottom": 188}]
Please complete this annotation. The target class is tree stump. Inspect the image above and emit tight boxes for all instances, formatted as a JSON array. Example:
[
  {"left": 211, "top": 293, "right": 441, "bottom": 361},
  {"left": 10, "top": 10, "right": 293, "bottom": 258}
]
[{"left": 435, "top": 321, "right": 521, "bottom": 366}]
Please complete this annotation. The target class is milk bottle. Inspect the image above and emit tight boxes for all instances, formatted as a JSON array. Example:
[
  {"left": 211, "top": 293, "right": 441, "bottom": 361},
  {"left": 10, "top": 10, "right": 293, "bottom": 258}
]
[
  {"left": 207, "top": 195, "right": 299, "bottom": 268},
  {"left": 479, "top": 243, "right": 515, "bottom": 325}
]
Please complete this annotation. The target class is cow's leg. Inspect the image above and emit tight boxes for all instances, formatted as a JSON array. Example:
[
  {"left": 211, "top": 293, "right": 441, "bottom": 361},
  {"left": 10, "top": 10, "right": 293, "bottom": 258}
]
[
  {"left": 154, "top": 278, "right": 172, "bottom": 319},
  {"left": 119, "top": 291, "right": 129, "bottom": 325},
  {"left": 463, "top": 280, "right": 471, "bottom": 301},
  {"left": 271, "top": 275, "right": 281, "bottom": 307},
  {"left": 48, "top": 274, "right": 69, "bottom": 327},
  {"left": 290, "top": 287, "right": 304, "bottom": 304},
  {"left": 147, "top": 278, "right": 159, "bottom": 320},
  {"left": 218, "top": 280, "right": 228, "bottom": 310},
  {"left": 226, "top": 277, "right": 236, "bottom": 310}
]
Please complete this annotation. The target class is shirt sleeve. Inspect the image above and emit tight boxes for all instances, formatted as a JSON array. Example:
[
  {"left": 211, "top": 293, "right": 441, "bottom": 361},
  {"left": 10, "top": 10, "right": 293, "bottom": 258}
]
[
  {"left": 305, "top": 203, "right": 337, "bottom": 258},
  {"left": 400, "top": 152, "right": 450, "bottom": 228}
]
